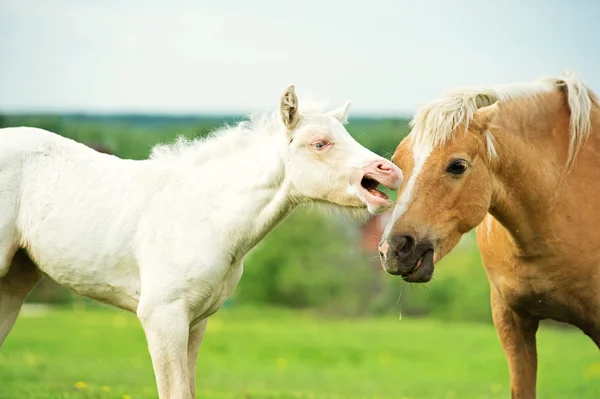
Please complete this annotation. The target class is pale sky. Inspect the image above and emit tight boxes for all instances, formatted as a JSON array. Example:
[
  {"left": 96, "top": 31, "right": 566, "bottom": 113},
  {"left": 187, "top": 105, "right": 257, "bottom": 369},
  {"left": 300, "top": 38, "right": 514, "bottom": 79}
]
[{"left": 1, "top": 0, "right": 599, "bottom": 116}]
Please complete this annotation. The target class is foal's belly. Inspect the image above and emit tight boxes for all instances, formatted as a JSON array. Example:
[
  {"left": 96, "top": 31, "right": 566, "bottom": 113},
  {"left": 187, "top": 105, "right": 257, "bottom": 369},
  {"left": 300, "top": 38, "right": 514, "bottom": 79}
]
[
  {"left": 37, "top": 258, "right": 141, "bottom": 312},
  {"left": 18, "top": 202, "right": 144, "bottom": 310},
  {"left": 59, "top": 271, "right": 141, "bottom": 312},
  {"left": 23, "top": 232, "right": 142, "bottom": 312}
]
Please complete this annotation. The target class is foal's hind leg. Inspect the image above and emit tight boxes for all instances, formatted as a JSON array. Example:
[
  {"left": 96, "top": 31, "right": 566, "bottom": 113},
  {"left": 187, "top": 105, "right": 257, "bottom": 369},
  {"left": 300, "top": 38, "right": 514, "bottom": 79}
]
[{"left": 0, "top": 250, "right": 41, "bottom": 346}]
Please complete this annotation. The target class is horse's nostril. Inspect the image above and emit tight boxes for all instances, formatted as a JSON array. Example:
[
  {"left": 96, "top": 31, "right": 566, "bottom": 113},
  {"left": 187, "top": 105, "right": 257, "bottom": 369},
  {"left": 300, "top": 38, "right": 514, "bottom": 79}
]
[{"left": 394, "top": 234, "right": 416, "bottom": 257}]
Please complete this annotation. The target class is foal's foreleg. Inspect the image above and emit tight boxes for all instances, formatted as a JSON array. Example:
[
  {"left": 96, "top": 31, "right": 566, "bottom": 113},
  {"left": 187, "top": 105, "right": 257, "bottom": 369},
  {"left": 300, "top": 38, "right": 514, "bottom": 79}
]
[
  {"left": 138, "top": 299, "right": 193, "bottom": 399},
  {"left": 187, "top": 319, "right": 208, "bottom": 399},
  {"left": 491, "top": 290, "right": 539, "bottom": 399},
  {"left": 0, "top": 250, "right": 41, "bottom": 346}
]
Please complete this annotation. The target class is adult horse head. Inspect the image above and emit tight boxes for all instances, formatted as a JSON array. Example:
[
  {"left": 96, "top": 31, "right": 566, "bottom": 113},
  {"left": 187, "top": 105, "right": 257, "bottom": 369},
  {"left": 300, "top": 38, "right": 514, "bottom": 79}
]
[{"left": 379, "top": 71, "right": 599, "bottom": 398}]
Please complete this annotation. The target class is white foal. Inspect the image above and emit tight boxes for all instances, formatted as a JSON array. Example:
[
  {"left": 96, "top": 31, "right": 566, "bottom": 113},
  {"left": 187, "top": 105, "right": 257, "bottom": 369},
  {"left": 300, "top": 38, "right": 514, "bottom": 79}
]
[{"left": 0, "top": 86, "right": 402, "bottom": 398}]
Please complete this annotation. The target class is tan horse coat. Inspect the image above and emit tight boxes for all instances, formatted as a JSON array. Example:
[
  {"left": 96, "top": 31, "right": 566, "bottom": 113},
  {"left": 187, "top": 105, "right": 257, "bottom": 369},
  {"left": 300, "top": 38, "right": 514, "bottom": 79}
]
[{"left": 379, "top": 72, "right": 599, "bottom": 398}]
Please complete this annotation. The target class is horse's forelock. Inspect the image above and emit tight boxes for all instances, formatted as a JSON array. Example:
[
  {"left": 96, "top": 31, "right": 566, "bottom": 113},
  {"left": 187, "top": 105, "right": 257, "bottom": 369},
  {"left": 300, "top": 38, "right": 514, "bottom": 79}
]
[{"left": 409, "top": 71, "right": 595, "bottom": 167}]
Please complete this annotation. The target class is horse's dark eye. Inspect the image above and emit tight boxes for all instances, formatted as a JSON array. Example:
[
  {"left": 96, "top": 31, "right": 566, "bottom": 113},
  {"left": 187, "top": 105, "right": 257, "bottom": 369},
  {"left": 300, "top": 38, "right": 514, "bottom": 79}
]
[
  {"left": 314, "top": 141, "right": 328, "bottom": 149},
  {"left": 447, "top": 159, "right": 468, "bottom": 175}
]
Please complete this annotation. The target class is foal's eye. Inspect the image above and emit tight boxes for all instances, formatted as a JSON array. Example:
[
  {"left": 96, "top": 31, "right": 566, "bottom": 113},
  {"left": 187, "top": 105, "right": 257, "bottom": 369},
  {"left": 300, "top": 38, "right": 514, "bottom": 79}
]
[
  {"left": 313, "top": 141, "right": 328, "bottom": 149},
  {"left": 446, "top": 159, "right": 469, "bottom": 175}
]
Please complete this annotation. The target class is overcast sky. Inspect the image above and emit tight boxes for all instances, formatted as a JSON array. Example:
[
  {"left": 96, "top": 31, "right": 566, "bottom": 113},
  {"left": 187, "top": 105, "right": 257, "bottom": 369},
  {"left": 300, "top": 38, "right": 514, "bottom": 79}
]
[{"left": 1, "top": 0, "right": 598, "bottom": 116}]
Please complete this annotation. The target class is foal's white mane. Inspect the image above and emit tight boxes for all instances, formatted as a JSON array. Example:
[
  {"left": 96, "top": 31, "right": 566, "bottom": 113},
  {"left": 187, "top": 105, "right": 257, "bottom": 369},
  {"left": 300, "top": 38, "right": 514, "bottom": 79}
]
[
  {"left": 410, "top": 71, "right": 597, "bottom": 168},
  {"left": 149, "top": 100, "right": 328, "bottom": 164},
  {"left": 149, "top": 111, "right": 281, "bottom": 164}
]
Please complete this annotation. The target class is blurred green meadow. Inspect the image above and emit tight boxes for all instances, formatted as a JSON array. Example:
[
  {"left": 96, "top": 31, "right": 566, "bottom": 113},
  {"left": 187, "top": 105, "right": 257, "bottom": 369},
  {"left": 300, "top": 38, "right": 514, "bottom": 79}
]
[
  {"left": 0, "top": 114, "right": 598, "bottom": 398},
  {"left": 2, "top": 306, "right": 599, "bottom": 399}
]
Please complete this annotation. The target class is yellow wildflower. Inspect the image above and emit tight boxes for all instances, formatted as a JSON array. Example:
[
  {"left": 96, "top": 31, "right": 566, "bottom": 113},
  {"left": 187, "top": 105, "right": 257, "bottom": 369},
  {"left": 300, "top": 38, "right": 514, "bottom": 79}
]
[
  {"left": 24, "top": 353, "right": 38, "bottom": 366},
  {"left": 584, "top": 361, "right": 600, "bottom": 380},
  {"left": 276, "top": 357, "right": 288, "bottom": 373},
  {"left": 206, "top": 319, "right": 223, "bottom": 332}
]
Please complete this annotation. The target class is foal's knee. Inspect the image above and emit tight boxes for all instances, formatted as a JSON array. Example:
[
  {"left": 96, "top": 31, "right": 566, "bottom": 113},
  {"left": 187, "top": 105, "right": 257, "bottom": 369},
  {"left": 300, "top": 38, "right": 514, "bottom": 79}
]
[{"left": 137, "top": 299, "right": 190, "bottom": 330}]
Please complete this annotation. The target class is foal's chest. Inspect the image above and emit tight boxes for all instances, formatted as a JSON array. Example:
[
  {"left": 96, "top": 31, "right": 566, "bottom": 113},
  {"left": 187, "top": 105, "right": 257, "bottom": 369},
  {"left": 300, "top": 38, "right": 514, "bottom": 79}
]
[{"left": 191, "top": 261, "right": 244, "bottom": 321}]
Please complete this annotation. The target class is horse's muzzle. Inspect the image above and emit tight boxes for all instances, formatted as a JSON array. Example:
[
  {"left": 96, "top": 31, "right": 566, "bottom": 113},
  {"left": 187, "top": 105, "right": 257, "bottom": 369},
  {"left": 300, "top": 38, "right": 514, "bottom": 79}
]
[{"left": 378, "top": 233, "right": 435, "bottom": 283}]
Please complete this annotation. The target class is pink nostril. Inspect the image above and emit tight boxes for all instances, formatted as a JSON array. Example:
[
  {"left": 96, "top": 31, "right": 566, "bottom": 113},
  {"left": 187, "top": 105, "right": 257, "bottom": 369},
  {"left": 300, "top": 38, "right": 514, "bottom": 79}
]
[
  {"left": 377, "top": 162, "right": 391, "bottom": 171},
  {"left": 378, "top": 239, "right": 390, "bottom": 257}
]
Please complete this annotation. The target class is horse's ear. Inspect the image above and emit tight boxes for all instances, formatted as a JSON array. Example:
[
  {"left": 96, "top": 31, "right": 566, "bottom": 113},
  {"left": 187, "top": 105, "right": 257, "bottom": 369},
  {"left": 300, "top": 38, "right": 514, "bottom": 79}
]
[
  {"left": 326, "top": 101, "right": 351, "bottom": 124},
  {"left": 280, "top": 85, "right": 299, "bottom": 130},
  {"left": 473, "top": 102, "right": 499, "bottom": 131}
]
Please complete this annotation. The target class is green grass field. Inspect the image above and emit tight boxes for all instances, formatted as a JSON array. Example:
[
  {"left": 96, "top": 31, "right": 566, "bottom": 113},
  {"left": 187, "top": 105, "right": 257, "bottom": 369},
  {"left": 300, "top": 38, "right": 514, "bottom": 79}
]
[{"left": 1, "top": 306, "right": 598, "bottom": 399}]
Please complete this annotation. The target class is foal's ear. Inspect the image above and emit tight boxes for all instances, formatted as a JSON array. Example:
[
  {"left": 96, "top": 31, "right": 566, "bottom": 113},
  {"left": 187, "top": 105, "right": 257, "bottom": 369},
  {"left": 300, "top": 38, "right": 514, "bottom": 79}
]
[
  {"left": 473, "top": 102, "right": 499, "bottom": 131},
  {"left": 326, "top": 101, "right": 352, "bottom": 125},
  {"left": 280, "top": 85, "right": 300, "bottom": 130}
]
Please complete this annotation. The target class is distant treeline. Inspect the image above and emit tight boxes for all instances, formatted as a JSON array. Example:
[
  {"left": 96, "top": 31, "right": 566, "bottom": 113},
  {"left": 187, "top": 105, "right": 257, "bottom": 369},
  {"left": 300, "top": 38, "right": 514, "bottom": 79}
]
[{"left": 0, "top": 113, "right": 410, "bottom": 160}]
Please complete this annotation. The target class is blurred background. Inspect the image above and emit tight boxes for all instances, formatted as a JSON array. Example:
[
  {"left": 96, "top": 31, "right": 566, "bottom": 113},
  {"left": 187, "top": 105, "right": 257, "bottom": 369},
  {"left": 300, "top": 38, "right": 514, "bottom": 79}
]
[{"left": 1, "top": 1, "right": 599, "bottom": 398}]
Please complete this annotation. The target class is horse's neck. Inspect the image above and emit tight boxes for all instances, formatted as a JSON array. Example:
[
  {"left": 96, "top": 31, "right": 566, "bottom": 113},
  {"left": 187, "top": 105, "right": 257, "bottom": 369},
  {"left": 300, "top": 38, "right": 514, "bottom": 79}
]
[{"left": 487, "top": 94, "right": 571, "bottom": 257}]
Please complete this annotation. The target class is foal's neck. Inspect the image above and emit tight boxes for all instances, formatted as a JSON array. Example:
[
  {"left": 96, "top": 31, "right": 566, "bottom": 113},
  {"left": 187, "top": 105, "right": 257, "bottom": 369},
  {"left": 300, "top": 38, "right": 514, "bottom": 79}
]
[{"left": 199, "top": 135, "right": 297, "bottom": 260}]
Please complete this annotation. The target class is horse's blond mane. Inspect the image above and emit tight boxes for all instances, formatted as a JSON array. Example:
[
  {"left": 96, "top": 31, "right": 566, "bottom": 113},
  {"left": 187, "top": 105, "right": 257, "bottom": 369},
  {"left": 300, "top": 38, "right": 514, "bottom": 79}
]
[{"left": 410, "top": 71, "right": 597, "bottom": 168}]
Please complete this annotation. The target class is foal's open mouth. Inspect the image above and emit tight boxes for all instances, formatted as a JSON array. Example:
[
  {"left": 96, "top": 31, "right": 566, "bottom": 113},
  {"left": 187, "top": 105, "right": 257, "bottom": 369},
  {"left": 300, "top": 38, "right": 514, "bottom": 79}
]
[
  {"left": 356, "top": 162, "right": 401, "bottom": 213},
  {"left": 360, "top": 175, "right": 391, "bottom": 203}
]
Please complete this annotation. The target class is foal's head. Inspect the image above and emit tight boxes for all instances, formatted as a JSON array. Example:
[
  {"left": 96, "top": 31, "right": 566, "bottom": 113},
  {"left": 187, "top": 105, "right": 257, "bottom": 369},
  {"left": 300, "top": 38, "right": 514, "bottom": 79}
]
[
  {"left": 279, "top": 86, "right": 402, "bottom": 214},
  {"left": 378, "top": 98, "right": 500, "bottom": 281}
]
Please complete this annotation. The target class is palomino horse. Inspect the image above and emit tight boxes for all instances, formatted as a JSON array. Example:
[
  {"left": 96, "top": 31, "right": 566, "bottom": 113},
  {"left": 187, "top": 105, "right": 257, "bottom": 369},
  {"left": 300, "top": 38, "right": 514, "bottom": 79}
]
[
  {"left": 0, "top": 86, "right": 402, "bottom": 398},
  {"left": 379, "top": 72, "right": 599, "bottom": 398}
]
